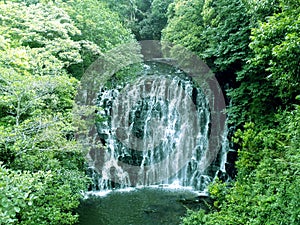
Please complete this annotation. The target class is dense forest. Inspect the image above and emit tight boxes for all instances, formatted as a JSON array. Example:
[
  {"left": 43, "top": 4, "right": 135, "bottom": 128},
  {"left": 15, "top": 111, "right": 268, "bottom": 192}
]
[{"left": 0, "top": 0, "right": 299, "bottom": 224}]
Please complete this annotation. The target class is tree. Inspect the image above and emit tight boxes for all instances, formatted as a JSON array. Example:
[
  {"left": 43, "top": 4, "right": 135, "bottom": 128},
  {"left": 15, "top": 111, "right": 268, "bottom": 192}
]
[
  {"left": 60, "top": 0, "right": 134, "bottom": 78},
  {"left": 0, "top": 2, "right": 92, "bottom": 224},
  {"left": 105, "top": 0, "right": 173, "bottom": 40},
  {"left": 162, "top": 0, "right": 206, "bottom": 53},
  {"left": 162, "top": 0, "right": 251, "bottom": 88},
  {"left": 201, "top": 0, "right": 251, "bottom": 73},
  {"left": 61, "top": 0, "right": 133, "bottom": 51},
  {"left": 183, "top": 107, "right": 300, "bottom": 225},
  {"left": 104, "top": 0, "right": 139, "bottom": 27},
  {"left": 0, "top": 1, "right": 102, "bottom": 80},
  {"left": 182, "top": 1, "right": 300, "bottom": 224},
  {"left": 137, "top": 0, "right": 174, "bottom": 40},
  {"left": 228, "top": 0, "right": 300, "bottom": 126},
  {"left": 0, "top": 164, "right": 88, "bottom": 225}
]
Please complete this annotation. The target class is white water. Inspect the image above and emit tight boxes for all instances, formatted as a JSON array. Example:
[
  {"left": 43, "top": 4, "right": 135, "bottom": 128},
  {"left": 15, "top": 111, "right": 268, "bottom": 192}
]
[{"left": 87, "top": 63, "right": 228, "bottom": 192}]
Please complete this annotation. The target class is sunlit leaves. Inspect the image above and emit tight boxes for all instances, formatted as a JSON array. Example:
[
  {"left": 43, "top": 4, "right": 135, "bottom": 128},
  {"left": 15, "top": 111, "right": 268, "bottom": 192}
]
[
  {"left": 0, "top": 165, "right": 88, "bottom": 225},
  {"left": 0, "top": 64, "right": 78, "bottom": 126},
  {"left": 162, "top": 0, "right": 206, "bottom": 53},
  {"left": 62, "top": 0, "right": 133, "bottom": 51},
  {"left": 0, "top": 1, "right": 83, "bottom": 68},
  {"left": 0, "top": 1, "right": 93, "bottom": 224}
]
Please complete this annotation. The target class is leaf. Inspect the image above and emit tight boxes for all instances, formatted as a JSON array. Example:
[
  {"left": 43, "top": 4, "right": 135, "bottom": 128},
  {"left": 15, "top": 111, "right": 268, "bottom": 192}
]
[{"left": 14, "top": 207, "right": 20, "bottom": 213}]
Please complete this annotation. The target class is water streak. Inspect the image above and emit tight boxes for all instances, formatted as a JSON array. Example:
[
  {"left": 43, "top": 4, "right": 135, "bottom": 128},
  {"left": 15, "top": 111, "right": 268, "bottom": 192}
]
[{"left": 88, "top": 63, "right": 227, "bottom": 191}]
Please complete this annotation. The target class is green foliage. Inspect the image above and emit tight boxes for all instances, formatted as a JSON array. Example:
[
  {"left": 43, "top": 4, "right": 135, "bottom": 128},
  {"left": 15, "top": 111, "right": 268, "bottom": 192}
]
[
  {"left": 0, "top": 1, "right": 100, "bottom": 224},
  {"left": 207, "top": 178, "right": 229, "bottom": 209},
  {"left": 0, "top": 2, "right": 83, "bottom": 66},
  {"left": 104, "top": 0, "right": 139, "bottom": 27},
  {"left": 0, "top": 164, "right": 88, "bottom": 225},
  {"left": 162, "top": 0, "right": 206, "bottom": 53},
  {"left": 105, "top": 0, "right": 173, "bottom": 40},
  {"left": 250, "top": 3, "right": 300, "bottom": 101},
  {"left": 162, "top": 0, "right": 251, "bottom": 89},
  {"left": 201, "top": 0, "right": 251, "bottom": 73},
  {"left": 59, "top": 0, "right": 134, "bottom": 78},
  {"left": 126, "top": 0, "right": 153, "bottom": 40},
  {"left": 0, "top": 114, "right": 86, "bottom": 172},
  {"left": 183, "top": 106, "right": 300, "bottom": 224},
  {"left": 181, "top": 210, "right": 207, "bottom": 225},
  {"left": 232, "top": 123, "right": 265, "bottom": 177},
  {"left": 0, "top": 0, "right": 102, "bottom": 81},
  {"left": 228, "top": 0, "right": 300, "bottom": 126},
  {"left": 138, "top": 0, "right": 174, "bottom": 40},
  {"left": 243, "top": 0, "right": 281, "bottom": 23},
  {"left": 0, "top": 69, "right": 78, "bottom": 126},
  {"left": 61, "top": 0, "right": 133, "bottom": 51}
]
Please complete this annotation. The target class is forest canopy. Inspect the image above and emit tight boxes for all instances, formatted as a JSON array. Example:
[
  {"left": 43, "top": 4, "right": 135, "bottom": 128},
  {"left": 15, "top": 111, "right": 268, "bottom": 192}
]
[
  {"left": 0, "top": 1, "right": 134, "bottom": 224},
  {"left": 162, "top": 0, "right": 300, "bottom": 224}
]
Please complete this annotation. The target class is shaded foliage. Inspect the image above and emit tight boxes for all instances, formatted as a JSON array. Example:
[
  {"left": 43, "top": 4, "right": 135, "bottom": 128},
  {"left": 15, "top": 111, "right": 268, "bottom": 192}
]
[
  {"left": 106, "top": 0, "right": 173, "bottom": 40},
  {"left": 168, "top": 0, "right": 300, "bottom": 224},
  {"left": 228, "top": 0, "right": 300, "bottom": 126},
  {"left": 182, "top": 107, "right": 300, "bottom": 225}
]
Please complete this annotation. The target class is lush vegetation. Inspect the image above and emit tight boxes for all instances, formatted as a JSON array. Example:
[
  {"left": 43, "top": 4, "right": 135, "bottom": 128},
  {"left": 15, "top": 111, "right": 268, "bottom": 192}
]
[
  {"left": 161, "top": 0, "right": 300, "bottom": 224},
  {"left": 1, "top": 0, "right": 299, "bottom": 224},
  {"left": 105, "top": 0, "right": 174, "bottom": 40},
  {"left": 0, "top": 0, "right": 134, "bottom": 224}
]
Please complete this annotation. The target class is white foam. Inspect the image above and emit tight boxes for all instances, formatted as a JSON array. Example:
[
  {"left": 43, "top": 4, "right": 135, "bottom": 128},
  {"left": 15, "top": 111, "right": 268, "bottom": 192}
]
[{"left": 84, "top": 190, "right": 112, "bottom": 198}]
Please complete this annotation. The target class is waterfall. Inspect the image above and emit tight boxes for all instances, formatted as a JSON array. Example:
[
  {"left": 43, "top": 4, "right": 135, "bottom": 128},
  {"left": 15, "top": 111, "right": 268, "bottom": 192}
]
[{"left": 87, "top": 62, "right": 228, "bottom": 192}]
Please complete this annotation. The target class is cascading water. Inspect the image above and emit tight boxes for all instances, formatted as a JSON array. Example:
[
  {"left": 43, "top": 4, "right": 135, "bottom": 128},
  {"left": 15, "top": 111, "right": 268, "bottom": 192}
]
[{"left": 87, "top": 62, "right": 228, "bottom": 192}]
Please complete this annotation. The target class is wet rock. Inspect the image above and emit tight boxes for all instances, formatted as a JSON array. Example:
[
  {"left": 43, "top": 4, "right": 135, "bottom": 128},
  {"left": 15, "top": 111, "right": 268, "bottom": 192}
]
[
  {"left": 225, "top": 150, "right": 238, "bottom": 178},
  {"left": 227, "top": 150, "right": 237, "bottom": 164},
  {"left": 225, "top": 162, "right": 237, "bottom": 179},
  {"left": 178, "top": 194, "right": 213, "bottom": 213},
  {"left": 216, "top": 170, "right": 229, "bottom": 182}
]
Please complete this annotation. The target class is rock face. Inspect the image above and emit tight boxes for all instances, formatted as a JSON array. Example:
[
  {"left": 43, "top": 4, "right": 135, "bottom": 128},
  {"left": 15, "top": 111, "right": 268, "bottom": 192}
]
[{"left": 225, "top": 150, "right": 238, "bottom": 178}]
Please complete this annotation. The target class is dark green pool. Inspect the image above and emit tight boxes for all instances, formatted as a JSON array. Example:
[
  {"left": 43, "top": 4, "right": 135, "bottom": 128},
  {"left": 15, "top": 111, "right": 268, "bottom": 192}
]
[{"left": 76, "top": 187, "right": 207, "bottom": 225}]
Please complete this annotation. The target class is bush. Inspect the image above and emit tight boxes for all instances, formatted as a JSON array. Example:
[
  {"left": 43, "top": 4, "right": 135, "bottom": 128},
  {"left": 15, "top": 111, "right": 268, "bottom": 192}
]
[{"left": 0, "top": 164, "right": 88, "bottom": 224}]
